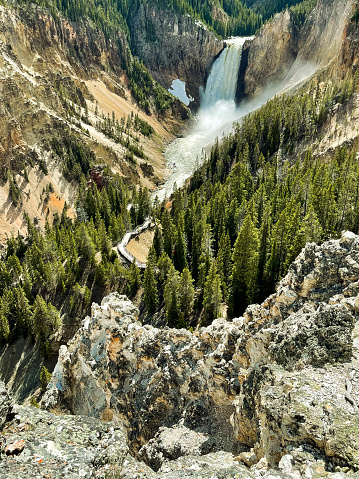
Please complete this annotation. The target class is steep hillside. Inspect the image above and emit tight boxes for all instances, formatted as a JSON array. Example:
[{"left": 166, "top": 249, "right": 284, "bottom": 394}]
[
  {"left": 0, "top": 3, "right": 188, "bottom": 240},
  {"left": 130, "top": 4, "right": 224, "bottom": 107},
  {"left": 240, "top": 0, "right": 354, "bottom": 98}
]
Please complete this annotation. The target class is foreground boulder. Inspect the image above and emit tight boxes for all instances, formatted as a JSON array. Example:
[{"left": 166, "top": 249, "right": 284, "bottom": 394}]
[
  {"left": 43, "top": 231, "right": 359, "bottom": 476},
  {"left": 43, "top": 294, "right": 244, "bottom": 457}
]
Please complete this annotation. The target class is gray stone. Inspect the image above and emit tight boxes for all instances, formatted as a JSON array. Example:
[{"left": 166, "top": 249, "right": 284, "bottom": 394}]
[
  {"left": 43, "top": 232, "right": 359, "bottom": 476},
  {"left": 139, "top": 425, "right": 215, "bottom": 470},
  {"left": 268, "top": 303, "right": 355, "bottom": 369},
  {"left": 0, "top": 381, "right": 13, "bottom": 430},
  {"left": 0, "top": 403, "right": 128, "bottom": 478}
]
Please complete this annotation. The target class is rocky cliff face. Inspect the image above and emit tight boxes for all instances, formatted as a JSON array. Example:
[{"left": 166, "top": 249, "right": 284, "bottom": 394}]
[
  {"left": 130, "top": 5, "right": 224, "bottom": 108},
  {"left": 241, "top": 0, "right": 355, "bottom": 98},
  {"left": 41, "top": 231, "right": 359, "bottom": 477},
  {"left": 239, "top": 10, "right": 297, "bottom": 99},
  {"left": 43, "top": 293, "right": 243, "bottom": 457}
]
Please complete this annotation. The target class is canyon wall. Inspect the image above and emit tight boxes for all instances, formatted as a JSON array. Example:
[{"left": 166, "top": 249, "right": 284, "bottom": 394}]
[
  {"left": 240, "top": 0, "right": 355, "bottom": 99},
  {"left": 130, "top": 5, "right": 224, "bottom": 108},
  {"left": 0, "top": 4, "right": 187, "bottom": 241}
]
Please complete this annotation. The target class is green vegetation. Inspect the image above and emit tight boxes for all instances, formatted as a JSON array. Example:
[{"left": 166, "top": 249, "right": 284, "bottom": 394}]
[
  {"left": 352, "top": 0, "right": 359, "bottom": 26},
  {"left": 95, "top": 110, "right": 152, "bottom": 162},
  {"left": 129, "top": 59, "right": 177, "bottom": 114},
  {"left": 246, "top": 0, "right": 316, "bottom": 23},
  {"left": 14, "top": 0, "right": 317, "bottom": 44},
  {"left": 289, "top": 0, "right": 317, "bottom": 29},
  {"left": 30, "top": 397, "right": 40, "bottom": 407},
  {"left": 0, "top": 132, "right": 152, "bottom": 354},
  {"left": 141, "top": 71, "right": 359, "bottom": 325},
  {"left": 40, "top": 365, "right": 52, "bottom": 390},
  {"left": 51, "top": 131, "right": 94, "bottom": 182},
  {"left": 8, "top": 174, "right": 22, "bottom": 206}
]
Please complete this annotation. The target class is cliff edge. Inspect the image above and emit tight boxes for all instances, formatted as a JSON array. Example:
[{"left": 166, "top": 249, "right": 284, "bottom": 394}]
[{"left": 31, "top": 231, "right": 359, "bottom": 478}]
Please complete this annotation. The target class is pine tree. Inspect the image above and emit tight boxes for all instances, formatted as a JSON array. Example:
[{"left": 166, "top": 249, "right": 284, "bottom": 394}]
[
  {"left": 164, "top": 269, "right": 180, "bottom": 326},
  {"left": 143, "top": 261, "right": 158, "bottom": 313},
  {"left": 14, "top": 286, "right": 32, "bottom": 335},
  {"left": 162, "top": 209, "right": 174, "bottom": 257},
  {"left": 108, "top": 212, "right": 120, "bottom": 242},
  {"left": 202, "top": 260, "right": 222, "bottom": 324},
  {"left": 257, "top": 204, "right": 271, "bottom": 301},
  {"left": 32, "top": 296, "right": 61, "bottom": 350},
  {"left": 285, "top": 207, "right": 322, "bottom": 269},
  {"left": 216, "top": 231, "right": 232, "bottom": 300},
  {"left": 77, "top": 223, "right": 96, "bottom": 266},
  {"left": 21, "top": 266, "right": 33, "bottom": 300},
  {"left": 178, "top": 267, "right": 194, "bottom": 325},
  {"left": 173, "top": 221, "right": 187, "bottom": 272},
  {"left": 128, "top": 259, "right": 141, "bottom": 296},
  {"left": 157, "top": 252, "right": 175, "bottom": 287},
  {"left": 153, "top": 226, "right": 164, "bottom": 259},
  {"left": 229, "top": 214, "right": 259, "bottom": 317},
  {"left": 265, "top": 201, "right": 299, "bottom": 286}
]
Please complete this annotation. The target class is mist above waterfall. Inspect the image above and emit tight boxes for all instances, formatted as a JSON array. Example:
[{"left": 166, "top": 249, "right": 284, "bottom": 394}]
[{"left": 196, "top": 37, "right": 250, "bottom": 136}]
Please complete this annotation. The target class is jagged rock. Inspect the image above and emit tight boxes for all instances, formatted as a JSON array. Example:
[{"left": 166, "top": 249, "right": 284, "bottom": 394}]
[
  {"left": 139, "top": 425, "right": 215, "bottom": 471},
  {"left": 44, "top": 232, "right": 359, "bottom": 476},
  {"left": 0, "top": 381, "right": 14, "bottom": 430},
  {"left": 4, "top": 439, "right": 25, "bottom": 456},
  {"left": 268, "top": 303, "right": 355, "bottom": 369},
  {"left": 120, "top": 454, "right": 158, "bottom": 479},
  {"left": 233, "top": 363, "right": 359, "bottom": 468},
  {"left": 0, "top": 402, "right": 129, "bottom": 478},
  {"left": 157, "top": 451, "right": 253, "bottom": 478},
  {"left": 44, "top": 293, "right": 244, "bottom": 455}
]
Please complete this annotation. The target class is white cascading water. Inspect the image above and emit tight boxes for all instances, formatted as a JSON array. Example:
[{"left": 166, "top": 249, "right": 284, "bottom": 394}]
[
  {"left": 155, "top": 37, "right": 250, "bottom": 202},
  {"left": 201, "top": 37, "right": 247, "bottom": 108}
]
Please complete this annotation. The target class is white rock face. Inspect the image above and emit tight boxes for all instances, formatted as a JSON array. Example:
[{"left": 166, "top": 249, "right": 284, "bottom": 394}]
[{"left": 45, "top": 232, "right": 359, "bottom": 477}]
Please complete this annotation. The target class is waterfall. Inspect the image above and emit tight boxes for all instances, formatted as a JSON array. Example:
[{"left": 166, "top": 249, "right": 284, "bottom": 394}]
[
  {"left": 201, "top": 37, "right": 247, "bottom": 108},
  {"left": 156, "top": 37, "right": 253, "bottom": 202}
]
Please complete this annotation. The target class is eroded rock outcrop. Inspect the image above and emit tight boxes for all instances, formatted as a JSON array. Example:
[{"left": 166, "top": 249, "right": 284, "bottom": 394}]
[
  {"left": 43, "top": 294, "right": 244, "bottom": 456},
  {"left": 232, "top": 231, "right": 359, "bottom": 472},
  {"left": 44, "top": 231, "right": 359, "bottom": 477}
]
